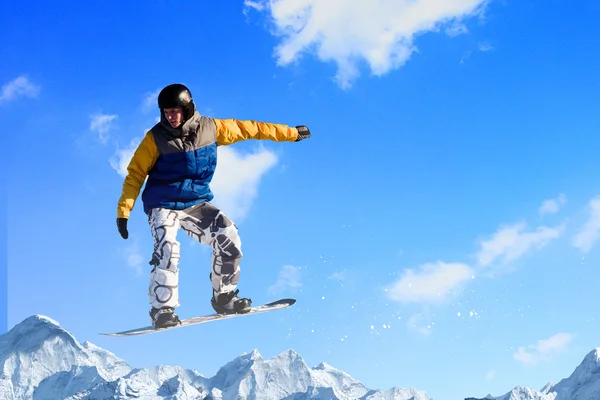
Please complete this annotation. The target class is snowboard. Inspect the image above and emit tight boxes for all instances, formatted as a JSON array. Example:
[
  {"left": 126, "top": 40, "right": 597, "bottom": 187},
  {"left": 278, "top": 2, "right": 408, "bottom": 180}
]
[{"left": 100, "top": 298, "right": 296, "bottom": 337}]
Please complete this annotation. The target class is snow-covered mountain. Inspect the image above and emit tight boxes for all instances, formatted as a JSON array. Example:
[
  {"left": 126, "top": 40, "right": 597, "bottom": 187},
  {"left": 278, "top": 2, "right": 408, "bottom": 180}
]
[
  {"left": 0, "top": 315, "right": 132, "bottom": 400},
  {"left": 5, "top": 314, "right": 600, "bottom": 400},
  {"left": 466, "top": 348, "right": 600, "bottom": 400},
  {"left": 0, "top": 315, "right": 431, "bottom": 400}
]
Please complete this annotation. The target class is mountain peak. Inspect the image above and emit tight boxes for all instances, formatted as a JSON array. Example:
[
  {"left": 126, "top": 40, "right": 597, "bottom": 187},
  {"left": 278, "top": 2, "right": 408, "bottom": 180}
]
[
  {"left": 315, "top": 362, "right": 334, "bottom": 370},
  {"left": 274, "top": 348, "right": 302, "bottom": 361},
  {"left": 17, "top": 314, "right": 63, "bottom": 331},
  {"left": 27, "top": 314, "right": 61, "bottom": 326},
  {"left": 566, "top": 347, "right": 600, "bottom": 378},
  {"left": 2, "top": 314, "right": 76, "bottom": 352},
  {"left": 474, "top": 347, "right": 600, "bottom": 400},
  {"left": 540, "top": 382, "right": 554, "bottom": 393},
  {"left": 239, "top": 348, "right": 262, "bottom": 360},
  {"left": 0, "top": 315, "right": 132, "bottom": 399},
  {"left": 589, "top": 347, "right": 600, "bottom": 362},
  {"left": 0, "top": 314, "right": 436, "bottom": 400}
]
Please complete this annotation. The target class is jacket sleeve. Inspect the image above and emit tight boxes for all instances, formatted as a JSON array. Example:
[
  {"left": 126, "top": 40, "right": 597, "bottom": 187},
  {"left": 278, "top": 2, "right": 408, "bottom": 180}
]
[
  {"left": 213, "top": 118, "right": 299, "bottom": 146},
  {"left": 116, "top": 131, "right": 159, "bottom": 219}
]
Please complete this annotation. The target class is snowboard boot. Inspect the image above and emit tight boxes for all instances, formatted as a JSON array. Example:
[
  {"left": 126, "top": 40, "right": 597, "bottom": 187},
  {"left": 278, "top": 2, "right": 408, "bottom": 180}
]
[
  {"left": 149, "top": 307, "right": 181, "bottom": 329},
  {"left": 211, "top": 289, "right": 252, "bottom": 315}
]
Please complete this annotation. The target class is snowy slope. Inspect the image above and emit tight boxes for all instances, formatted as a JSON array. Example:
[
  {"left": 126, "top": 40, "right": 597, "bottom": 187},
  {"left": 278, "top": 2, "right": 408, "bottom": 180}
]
[
  {"left": 467, "top": 348, "right": 600, "bottom": 400},
  {"left": 550, "top": 348, "right": 600, "bottom": 400},
  {"left": 0, "top": 315, "right": 132, "bottom": 399},
  {"left": 466, "top": 386, "right": 556, "bottom": 400},
  {"left": 202, "top": 348, "right": 431, "bottom": 400},
  {"left": 0, "top": 314, "right": 431, "bottom": 400},
  {"left": 6, "top": 314, "right": 600, "bottom": 400}
]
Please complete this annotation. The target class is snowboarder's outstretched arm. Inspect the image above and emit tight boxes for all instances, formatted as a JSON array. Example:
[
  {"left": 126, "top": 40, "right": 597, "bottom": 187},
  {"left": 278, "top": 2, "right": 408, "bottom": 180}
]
[
  {"left": 213, "top": 118, "right": 311, "bottom": 145},
  {"left": 116, "top": 131, "right": 159, "bottom": 221}
]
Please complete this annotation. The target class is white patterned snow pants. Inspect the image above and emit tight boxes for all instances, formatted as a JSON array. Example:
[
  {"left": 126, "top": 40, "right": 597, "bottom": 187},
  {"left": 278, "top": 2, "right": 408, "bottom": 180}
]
[{"left": 147, "top": 202, "right": 242, "bottom": 310}]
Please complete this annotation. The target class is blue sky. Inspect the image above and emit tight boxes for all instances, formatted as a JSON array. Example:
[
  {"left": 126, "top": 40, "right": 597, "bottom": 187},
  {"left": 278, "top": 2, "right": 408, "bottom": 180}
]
[{"left": 3, "top": 0, "right": 600, "bottom": 399}]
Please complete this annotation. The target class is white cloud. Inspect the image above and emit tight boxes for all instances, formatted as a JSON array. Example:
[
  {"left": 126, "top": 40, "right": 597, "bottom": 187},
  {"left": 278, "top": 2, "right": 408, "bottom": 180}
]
[
  {"left": 539, "top": 193, "right": 567, "bottom": 215},
  {"left": 210, "top": 146, "right": 278, "bottom": 222},
  {"left": 476, "top": 222, "right": 563, "bottom": 267},
  {"left": 486, "top": 369, "right": 496, "bottom": 382},
  {"left": 0, "top": 76, "right": 40, "bottom": 104},
  {"left": 406, "top": 314, "right": 432, "bottom": 336},
  {"left": 459, "top": 40, "right": 492, "bottom": 65},
  {"left": 90, "top": 113, "right": 118, "bottom": 143},
  {"left": 142, "top": 89, "right": 161, "bottom": 112},
  {"left": 572, "top": 195, "right": 600, "bottom": 253},
  {"left": 110, "top": 136, "right": 142, "bottom": 178},
  {"left": 478, "top": 42, "right": 494, "bottom": 52},
  {"left": 244, "top": 0, "right": 264, "bottom": 11},
  {"left": 513, "top": 333, "right": 575, "bottom": 366},
  {"left": 328, "top": 271, "right": 345, "bottom": 281},
  {"left": 446, "top": 22, "right": 469, "bottom": 37},
  {"left": 268, "top": 265, "right": 302, "bottom": 295},
  {"left": 121, "top": 240, "right": 145, "bottom": 276},
  {"left": 460, "top": 51, "right": 473, "bottom": 65},
  {"left": 246, "top": 0, "right": 488, "bottom": 88},
  {"left": 386, "top": 261, "right": 473, "bottom": 304}
]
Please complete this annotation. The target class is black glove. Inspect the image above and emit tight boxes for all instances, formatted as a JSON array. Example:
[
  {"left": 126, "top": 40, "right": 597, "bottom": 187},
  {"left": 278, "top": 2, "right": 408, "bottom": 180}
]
[
  {"left": 117, "top": 218, "right": 129, "bottom": 239},
  {"left": 295, "top": 125, "right": 311, "bottom": 142}
]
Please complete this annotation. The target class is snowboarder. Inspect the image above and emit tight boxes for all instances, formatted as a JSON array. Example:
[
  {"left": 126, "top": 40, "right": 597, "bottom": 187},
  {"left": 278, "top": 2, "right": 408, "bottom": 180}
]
[{"left": 116, "top": 83, "right": 311, "bottom": 329}]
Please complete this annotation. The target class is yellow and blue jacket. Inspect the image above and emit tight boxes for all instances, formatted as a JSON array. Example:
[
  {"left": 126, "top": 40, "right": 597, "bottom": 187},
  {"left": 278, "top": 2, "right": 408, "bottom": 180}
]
[{"left": 117, "top": 111, "right": 299, "bottom": 219}]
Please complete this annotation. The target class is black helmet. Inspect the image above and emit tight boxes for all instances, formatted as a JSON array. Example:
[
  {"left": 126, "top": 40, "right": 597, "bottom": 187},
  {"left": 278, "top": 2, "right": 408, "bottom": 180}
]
[{"left": 157, "top": 83, "right": 196, "bottom": 121}]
